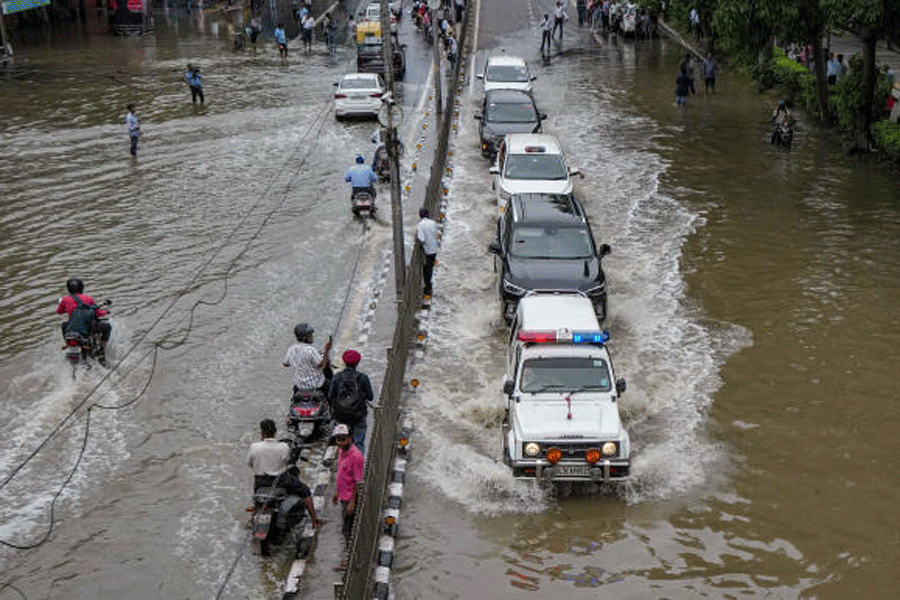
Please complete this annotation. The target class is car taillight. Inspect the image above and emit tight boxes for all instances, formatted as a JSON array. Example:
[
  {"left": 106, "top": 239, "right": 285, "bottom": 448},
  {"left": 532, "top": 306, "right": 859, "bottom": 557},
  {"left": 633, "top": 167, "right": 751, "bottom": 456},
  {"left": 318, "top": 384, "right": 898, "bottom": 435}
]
[{"left": 370, "top": 92, "right": 382, "bottom": 98}]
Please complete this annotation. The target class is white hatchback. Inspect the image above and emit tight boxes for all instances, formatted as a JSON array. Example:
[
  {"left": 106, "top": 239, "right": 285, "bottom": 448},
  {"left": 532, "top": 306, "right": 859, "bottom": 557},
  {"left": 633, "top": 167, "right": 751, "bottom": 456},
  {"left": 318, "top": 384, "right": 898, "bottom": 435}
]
[
  {"left": 490, "top": 133, "right": 582, "bottom": 209},
  {"left": 334, "top": 73, "right": 385, "bottom": 120},
  {"left": 478, "top": 54, "right": 536, "bottom": 95}
]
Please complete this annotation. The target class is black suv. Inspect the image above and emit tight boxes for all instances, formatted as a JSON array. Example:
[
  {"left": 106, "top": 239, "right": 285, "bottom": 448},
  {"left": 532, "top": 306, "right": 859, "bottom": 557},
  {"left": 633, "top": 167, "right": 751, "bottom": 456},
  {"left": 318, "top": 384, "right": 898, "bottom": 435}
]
[
  {"left": 474, "top": 88, "right": 546, "bottom": 158},
  {"left": 357, "top": 38, "right": 407, "bottom": 81},
  {"left": 488, "top": 193, "right": 611, "bottom": 323}
]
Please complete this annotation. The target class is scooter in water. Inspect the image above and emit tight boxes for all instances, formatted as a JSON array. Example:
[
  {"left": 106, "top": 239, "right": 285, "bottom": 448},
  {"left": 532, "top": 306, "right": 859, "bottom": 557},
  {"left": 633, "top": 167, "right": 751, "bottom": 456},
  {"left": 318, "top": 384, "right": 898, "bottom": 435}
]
[
  {"left": 63, "top": 300, "right": 111, "bottom": 374},
  {"left": 351, "top": 188, "right": 377, "bottom": 218},
  {"left": 770, "top": 120, "right": 794, "bottom": 149},
  {"left": 372, "top": 140, "right": 405, "bottom": 183},
  {"left": 287, "top": 388, "right": 332, "bottom": 441},
  {"left": 250, "top": 444, "right": 309, "bottom": 557}
]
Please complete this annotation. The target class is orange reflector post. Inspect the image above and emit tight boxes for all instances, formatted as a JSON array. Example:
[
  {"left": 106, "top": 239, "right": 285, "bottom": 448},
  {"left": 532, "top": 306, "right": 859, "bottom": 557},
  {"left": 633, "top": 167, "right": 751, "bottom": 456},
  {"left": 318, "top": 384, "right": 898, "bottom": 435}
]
[
  {"left": 410, "top": 378, "right": 420, "bottom": 387},
  {"left": 385, "top": 515, "right": 396, "bottom": 526},
  {"left": 398, "top": 437, "right": 409, "bottom": 447},
  {"left": 546, "top": 448, "right": 562, "bottom": 463}
]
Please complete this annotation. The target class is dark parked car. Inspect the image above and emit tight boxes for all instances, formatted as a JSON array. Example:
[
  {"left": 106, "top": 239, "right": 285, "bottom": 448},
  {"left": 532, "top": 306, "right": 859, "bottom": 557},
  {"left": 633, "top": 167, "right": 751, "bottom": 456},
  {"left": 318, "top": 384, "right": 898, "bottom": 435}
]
[
  {"left": 474, "top": 88, "right": 546, "bottom": 158},
  {"left": 488, "top": 193, "right": 611, "bottom": 323}
]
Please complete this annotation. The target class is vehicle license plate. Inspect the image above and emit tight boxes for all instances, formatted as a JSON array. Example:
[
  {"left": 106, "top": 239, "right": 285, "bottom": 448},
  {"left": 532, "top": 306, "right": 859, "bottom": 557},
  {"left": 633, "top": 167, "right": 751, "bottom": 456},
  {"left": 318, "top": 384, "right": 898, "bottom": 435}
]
[
  {"left": 553, "top": 464, "right": 592, "bottom": 478},
  {"left": 298, "top": 423, "right": 314, "bottom": 436},
  {"left": 254, "top": 513, "right": 271, "bottom": 525}
]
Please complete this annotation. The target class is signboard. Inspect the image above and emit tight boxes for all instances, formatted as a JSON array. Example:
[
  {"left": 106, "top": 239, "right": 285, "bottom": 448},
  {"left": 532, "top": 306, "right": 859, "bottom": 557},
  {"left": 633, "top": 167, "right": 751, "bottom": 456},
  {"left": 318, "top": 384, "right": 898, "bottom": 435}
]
[{"left": 1, "top": 0, "right": 49, "bottom": 15}]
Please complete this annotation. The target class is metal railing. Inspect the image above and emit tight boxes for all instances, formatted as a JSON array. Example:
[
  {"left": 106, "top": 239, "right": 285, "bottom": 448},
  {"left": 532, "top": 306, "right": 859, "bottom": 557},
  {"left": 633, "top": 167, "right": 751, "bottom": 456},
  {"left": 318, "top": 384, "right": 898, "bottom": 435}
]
[{"left": 336, "top": 5, "right": 471, "bottom": 598}]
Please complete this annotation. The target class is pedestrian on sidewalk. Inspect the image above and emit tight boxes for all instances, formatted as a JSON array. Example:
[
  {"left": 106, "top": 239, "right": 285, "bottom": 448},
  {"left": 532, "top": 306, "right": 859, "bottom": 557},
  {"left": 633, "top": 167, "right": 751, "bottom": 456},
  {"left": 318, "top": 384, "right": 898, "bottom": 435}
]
[
  {"left": 417, "top": 208, "right": 439, "bottom": 297},
  {"left": 250, "top": 19, "right": 261, "bottom": 53},
  {"left": 328, "top": 349, "right": 374, "bottom": 454},
  {"left": 540, "top": 13, "right": 552, "bottom": 56},
  {"left": 324, "top": 12, "right": 337, "bottom": 54},
  {"left": 454, "top": 0, "right": 464, "bottom": 24},
  {"left": 552, "top": 1, "right": 567, "bottom": 39},
  {"left": 275, "top": 23, "right": 288, "bottom": 62},
  {"left": 446, "top": 32, "right": 458, "bottom": 70},
  {"left": 827, "top": 51, "right": 839, "bottom": 85},
  {"left": 184, "top": 64, "right": 204, "bottom": 105},
  {"left": 126, "top": 103, "right": 140, "bottom": 157},
  {"left": 576, "top": 0, "right": 586, "bottom": 26},
  {"left": 689, "top": 7, "right": 700, "bottom": 41},
  {"left": 302, "top": 12, "right": 315, "bottom": 52},
  {"left": 331, "top": 423, "right": 364, "bottom": 568},
  {"left": 702, "top": 52, "right": 718, "bottom": 93},
  {"left": 837, "top": 53, "right": 848, "bottom": 82}
]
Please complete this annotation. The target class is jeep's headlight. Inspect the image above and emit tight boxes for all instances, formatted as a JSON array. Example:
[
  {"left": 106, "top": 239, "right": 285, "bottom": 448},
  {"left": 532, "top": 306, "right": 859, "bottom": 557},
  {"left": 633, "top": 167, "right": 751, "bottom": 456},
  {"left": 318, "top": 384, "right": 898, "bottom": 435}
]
[
  {"left": 602, "top": 441, "right": 617, "bottom": 457},
  {"left": 503, "top": 277, "right": 526, "bottom": 296},
  {"left": 524, "top": 442, "right": 541, "bottom": 457}
]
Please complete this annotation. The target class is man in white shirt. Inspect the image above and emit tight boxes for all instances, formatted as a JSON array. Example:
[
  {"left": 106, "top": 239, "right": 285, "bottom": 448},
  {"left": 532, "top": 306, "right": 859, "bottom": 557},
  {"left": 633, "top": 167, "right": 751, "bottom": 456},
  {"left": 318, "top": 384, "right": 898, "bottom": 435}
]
[
  {"left": 416, "top": 208, "right": 439, "bottom": 297},
  {"left": 283, "top": 323, "right": 333, "bottom": 393}
]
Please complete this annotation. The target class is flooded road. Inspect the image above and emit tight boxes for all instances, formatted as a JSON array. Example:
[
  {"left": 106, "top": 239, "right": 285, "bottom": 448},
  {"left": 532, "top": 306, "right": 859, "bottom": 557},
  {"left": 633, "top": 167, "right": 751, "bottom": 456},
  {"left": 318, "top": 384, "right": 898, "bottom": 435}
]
[
  {"left": 391, "top": 4, "right": 900, "bottom": 600},
  {"left": 1, "top": 1, "right": 899, "bottom": 599}
]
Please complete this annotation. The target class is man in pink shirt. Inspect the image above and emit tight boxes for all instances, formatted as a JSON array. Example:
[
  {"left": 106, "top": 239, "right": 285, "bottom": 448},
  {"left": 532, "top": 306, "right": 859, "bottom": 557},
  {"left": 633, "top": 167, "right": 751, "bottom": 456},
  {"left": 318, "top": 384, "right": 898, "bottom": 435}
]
[{"left": 331, "top": 423, "right": 364, "bottom": 567}]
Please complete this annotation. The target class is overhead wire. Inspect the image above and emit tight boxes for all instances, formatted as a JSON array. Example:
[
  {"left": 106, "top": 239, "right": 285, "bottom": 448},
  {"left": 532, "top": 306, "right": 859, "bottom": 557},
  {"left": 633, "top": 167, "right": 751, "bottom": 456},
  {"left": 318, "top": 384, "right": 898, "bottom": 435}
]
[{"left": 0, "top": 48, "right": 364, "bottom": 552}]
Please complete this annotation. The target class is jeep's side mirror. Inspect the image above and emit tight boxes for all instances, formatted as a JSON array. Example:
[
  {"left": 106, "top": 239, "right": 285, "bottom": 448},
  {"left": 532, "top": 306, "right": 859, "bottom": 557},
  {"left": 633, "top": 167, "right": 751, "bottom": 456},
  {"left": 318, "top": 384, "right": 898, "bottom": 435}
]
[
  {"left": 503, "top": 380, "right": 515, "bottom": 396},
  {"left": 488, "top": 241, "right": 501, "bottom": 255},
  {"left": 598, "top": 243, "right": 611, "bottom": 259},
  {"left": 489, "top": 166, "right": 500, "bottom": 175},
  {"left": 476, "top": 73, "right": 484, "bottom": 80},
  {"left": 540, "top": 113, "right": 548, "bottom": 120},
  {"left": 474, "top": 113, "right": 482, "bottom": 120},
  {"left": 333, "top": 82, "right": 339, "bottom": 87},
  {"left": 616, "top": 378, "right": 626, "bottom": 395}
]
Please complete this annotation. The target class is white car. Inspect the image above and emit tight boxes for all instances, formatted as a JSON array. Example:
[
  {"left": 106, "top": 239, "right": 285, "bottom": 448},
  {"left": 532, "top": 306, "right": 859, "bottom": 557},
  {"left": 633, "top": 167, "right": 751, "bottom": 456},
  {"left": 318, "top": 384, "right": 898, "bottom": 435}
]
[
  {"left": 478, "top": 54, "right": 536, "bottom": 95},
  {"left": 490, "top": 133, "right": 582, "bottom": 210},
  {"left": 334, "top": 73, "right": 385, "bottom": 120},
  {"left": 502, "top": 293, "right": 630, "bottom": 483}
]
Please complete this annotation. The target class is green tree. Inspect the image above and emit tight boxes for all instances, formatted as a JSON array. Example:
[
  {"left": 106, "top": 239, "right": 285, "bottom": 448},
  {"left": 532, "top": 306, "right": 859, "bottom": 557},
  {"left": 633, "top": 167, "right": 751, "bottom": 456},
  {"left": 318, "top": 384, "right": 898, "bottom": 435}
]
[{"left": 824, "top": 0, "right": 900, "bottom": 147}]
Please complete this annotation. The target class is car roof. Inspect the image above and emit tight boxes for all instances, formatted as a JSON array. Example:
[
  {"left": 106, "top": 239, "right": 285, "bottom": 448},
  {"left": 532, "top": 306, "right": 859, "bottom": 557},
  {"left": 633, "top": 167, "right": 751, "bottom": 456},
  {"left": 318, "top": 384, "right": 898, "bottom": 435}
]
[
  {"left": 486, "top": 54, "right": 527, "bottom": 67},
  {"left": 503, "top": 133, "right": 563, "bottom": 155},
  {"left": 341, "top": 72, "right": 380, "bottom": 81},
  {"left": 510, "top": 193, "right": 586, "bottom": 224},
  {"left": 518, "top": 293, "right": 601, "bottom": 332},
  {"left": 485, "top": 88, "right": 534, "bottom": 102}
]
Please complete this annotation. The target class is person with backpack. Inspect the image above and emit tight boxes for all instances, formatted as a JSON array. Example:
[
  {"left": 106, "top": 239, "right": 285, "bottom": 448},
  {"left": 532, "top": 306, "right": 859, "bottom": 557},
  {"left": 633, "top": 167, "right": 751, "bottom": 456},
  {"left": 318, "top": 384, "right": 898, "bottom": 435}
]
[
  {"left": 328, "top": 349, "right": 373, "bottom": 454},
  {"left": 56, "top": 277, "right": 110, "bottom": 365}
]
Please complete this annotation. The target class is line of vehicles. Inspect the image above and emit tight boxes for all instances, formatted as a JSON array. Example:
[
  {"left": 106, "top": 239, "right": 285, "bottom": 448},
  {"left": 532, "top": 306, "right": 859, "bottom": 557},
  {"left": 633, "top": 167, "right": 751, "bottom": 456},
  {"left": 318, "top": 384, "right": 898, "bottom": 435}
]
[{"left": 473, "top": 53, "right": 631, "bottom": 486}]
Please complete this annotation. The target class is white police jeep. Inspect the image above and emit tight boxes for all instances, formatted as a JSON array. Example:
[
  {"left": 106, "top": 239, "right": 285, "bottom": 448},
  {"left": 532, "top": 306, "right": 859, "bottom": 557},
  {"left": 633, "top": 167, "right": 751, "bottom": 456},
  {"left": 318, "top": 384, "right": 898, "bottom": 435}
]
[{"left": 501, "top": 293, "right": 630, "bottom": 483}]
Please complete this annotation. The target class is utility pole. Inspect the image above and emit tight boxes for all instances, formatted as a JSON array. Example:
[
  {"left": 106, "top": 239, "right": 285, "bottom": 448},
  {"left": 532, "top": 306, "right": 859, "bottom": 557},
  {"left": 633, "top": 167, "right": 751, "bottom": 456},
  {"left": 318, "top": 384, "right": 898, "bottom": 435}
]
[{"left": 380, "top": 0, "right": 405, "bottom": 296}]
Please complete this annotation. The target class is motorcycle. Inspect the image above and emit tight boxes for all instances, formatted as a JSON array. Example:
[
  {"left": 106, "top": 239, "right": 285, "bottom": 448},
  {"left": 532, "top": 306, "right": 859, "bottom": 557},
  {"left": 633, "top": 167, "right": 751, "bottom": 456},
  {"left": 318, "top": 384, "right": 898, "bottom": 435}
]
[
  {"left": 287, "top": 388, "right": 332, "bottom": 442},
  {"left": 771, "top": 119, "right": 794, "bottom": 149},
  {"left": 250, "top": 443, "right": 309, "bottom": 557},
  {"left": 63, "top": 299, "right": 111, "bottom": 373},
  {"left": 351, "top": 188, "right": 377, "bottom": 218},
  {"left": 372, "top": 140, "right": 405, "bottom": 183}
]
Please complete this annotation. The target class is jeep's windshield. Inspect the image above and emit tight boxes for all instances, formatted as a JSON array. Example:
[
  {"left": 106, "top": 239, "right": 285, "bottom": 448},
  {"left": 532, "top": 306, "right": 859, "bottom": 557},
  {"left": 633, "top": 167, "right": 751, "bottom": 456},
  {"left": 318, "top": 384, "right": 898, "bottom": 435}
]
[
  {"left": 503, "top": 153, "right": 568, "bottom": 180},
  {"left": 520, "top": 356, "right": 611, "bottom": 393},
  {"left": 486, "top": 65, "right": 529, "bottom": 83},
  {"left": 510, "top": 225, "right": 595, "bottom": 259}
]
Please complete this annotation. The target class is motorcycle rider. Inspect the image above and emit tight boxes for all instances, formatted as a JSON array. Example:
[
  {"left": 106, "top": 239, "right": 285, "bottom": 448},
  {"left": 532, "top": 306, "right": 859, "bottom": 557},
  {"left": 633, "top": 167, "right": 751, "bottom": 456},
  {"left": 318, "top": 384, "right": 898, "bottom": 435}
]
[
  {"left": 344, "top": 154, "right": 378, "bottom": 202},
  {"left": 283, "top": 323, "right": 333, "bottom": 395},
  {"left": 771, "top": 99, "right": 794, "bottom": 144},
  {"left": 56, "top": 277, "right": 111, "bottom": 365},
  {"left": 247, "top": 418, "right": 325, "bottom": 532}
]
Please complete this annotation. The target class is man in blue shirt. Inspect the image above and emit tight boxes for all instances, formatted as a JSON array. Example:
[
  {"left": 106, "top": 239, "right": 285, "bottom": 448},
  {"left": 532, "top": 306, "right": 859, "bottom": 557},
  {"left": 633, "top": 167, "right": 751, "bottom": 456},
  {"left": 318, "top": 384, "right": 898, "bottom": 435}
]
[
  {"left": 184, "top": 64, "right": 204, "bottom": 105},
  {"left": 275, "top": 23, "right": 287, "bottom": 62},
  {"left": 344, "top": 155, "right": 378, "bottom": 199}
]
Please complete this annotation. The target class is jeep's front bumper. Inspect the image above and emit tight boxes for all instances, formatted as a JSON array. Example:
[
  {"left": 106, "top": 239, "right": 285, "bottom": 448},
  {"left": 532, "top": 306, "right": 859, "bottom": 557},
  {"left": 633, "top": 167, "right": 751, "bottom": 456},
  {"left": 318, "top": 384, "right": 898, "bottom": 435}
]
[{"left": 510, "top": 459, "right": 630, "bottom": 483}]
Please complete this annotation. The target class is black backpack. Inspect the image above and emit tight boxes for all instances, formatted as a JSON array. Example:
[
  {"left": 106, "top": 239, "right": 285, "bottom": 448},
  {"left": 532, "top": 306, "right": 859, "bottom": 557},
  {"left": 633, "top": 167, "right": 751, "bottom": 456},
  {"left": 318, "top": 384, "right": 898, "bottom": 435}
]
[
  {"left": 64, "top": 294, "right": 99, "bottom": 338},
  {"left": 332, "top": 372, "right": 366, "bottom": 425}
]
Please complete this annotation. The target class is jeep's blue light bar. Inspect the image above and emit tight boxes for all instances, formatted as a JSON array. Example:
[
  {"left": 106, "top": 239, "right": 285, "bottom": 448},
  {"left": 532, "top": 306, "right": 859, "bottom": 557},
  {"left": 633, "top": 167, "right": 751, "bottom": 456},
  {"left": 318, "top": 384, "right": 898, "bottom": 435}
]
[{"left": 572, "top": 330, "right": 609, "bottom": 344}]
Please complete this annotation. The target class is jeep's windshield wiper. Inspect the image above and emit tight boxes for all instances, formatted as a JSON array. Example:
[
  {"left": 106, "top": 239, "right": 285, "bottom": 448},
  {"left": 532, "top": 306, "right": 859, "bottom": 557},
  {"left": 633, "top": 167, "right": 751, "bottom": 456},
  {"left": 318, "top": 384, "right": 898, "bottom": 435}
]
[{"left": 527, "top": 384, "right": 573, "bottom": 393}]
